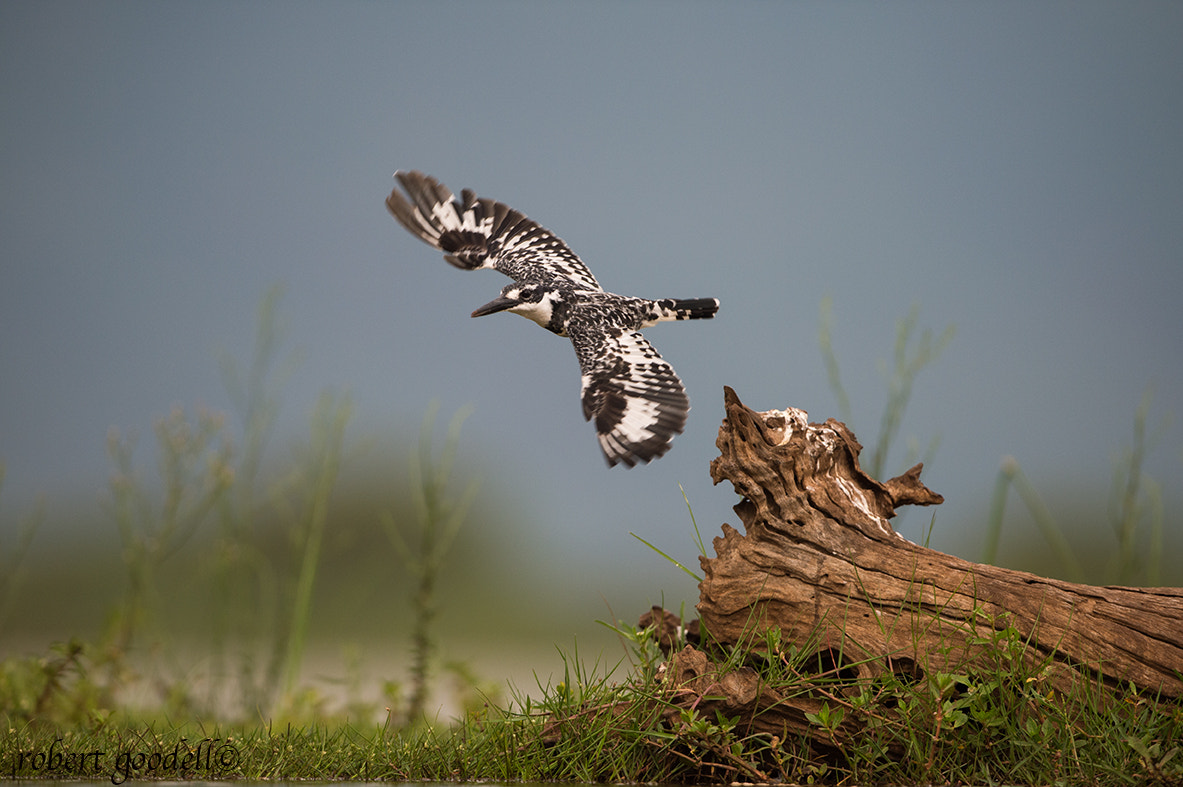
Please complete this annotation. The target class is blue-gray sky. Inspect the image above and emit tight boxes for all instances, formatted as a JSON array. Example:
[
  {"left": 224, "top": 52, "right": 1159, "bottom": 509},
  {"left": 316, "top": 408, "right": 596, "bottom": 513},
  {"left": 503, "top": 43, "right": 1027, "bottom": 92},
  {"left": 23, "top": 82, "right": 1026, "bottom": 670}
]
[{"left": 3, "top": 2, "right": 1181, "bottom": 592}]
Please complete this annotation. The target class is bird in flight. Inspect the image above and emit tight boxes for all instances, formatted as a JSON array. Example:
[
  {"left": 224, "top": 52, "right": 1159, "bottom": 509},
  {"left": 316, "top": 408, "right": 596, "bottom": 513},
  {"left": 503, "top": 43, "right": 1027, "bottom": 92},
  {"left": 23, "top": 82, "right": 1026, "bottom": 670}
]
[{"left": 386, "top": 171, "right": 719, "bottom": 468}]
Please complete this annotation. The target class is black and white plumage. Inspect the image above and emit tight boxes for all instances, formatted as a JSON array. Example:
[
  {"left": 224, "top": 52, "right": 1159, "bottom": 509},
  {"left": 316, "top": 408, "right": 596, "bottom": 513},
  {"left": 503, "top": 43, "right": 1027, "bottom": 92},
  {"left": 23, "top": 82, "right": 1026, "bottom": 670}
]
[{"left": 386, "top": 171, "right": 719, "bottom": 468}]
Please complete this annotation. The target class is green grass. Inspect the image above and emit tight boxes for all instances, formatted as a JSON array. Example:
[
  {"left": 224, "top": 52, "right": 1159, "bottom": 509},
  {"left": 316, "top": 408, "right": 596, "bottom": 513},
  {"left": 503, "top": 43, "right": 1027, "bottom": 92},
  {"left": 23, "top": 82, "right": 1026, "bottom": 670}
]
[{"left": 4, "top": 620, "right": 1181, "bottom": 784}]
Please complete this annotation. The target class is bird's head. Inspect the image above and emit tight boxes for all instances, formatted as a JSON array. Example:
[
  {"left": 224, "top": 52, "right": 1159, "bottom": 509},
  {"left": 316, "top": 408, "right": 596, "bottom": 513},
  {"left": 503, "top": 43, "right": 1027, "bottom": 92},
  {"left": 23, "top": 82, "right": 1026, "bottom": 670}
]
[{"left": 471, "top": 283, "right": 563, "bottom": 329}]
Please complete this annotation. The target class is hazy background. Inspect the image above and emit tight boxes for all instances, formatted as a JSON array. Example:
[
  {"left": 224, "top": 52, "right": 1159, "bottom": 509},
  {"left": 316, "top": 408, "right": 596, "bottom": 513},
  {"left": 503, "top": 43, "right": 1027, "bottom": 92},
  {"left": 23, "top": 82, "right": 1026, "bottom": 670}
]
[{"left": 2, "top": 2, "right": 1181, "bottom": 710}]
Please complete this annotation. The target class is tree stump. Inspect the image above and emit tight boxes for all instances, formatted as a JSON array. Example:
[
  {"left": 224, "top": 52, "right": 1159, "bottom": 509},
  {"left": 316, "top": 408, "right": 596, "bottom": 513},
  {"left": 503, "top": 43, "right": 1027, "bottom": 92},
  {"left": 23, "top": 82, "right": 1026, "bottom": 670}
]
[{"left": 678, "top": 386, "right": 1182, "bottom": 712}]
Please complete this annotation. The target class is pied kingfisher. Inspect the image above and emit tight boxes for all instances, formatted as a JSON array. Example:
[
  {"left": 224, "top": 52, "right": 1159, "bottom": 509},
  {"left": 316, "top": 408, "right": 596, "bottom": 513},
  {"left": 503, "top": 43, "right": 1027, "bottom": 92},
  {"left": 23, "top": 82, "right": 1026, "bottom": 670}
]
[{"left": 386, "top": 171, "right": 719, "bottom": 468}]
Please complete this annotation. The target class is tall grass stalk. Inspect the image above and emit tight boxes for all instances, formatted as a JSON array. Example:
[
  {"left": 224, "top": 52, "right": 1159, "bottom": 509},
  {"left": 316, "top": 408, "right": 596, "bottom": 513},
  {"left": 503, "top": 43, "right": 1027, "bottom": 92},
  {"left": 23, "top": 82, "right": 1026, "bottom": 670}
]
[
  {"left": 279, "top": 391, "right": 353, "bottom": 700},
  {"left": 984, "top": 389, "right": 1171, "bottom": 585},
  {"left": 981, "top": 456, "right": 1011, "bottom": 567},
  {"left": 0, "top": 464, "right": 42, "bottom": 636},
  {"left": 818, "top": 296, "right": 853, "bottom": 426},
  {"left": 869, "top": 304, "right": 955, "bottom": 480},
  {"left": 218, "top": 284, "right": 297, "bottom": 502},
  {"left": 679, "top": 482, "right": 707, "bottom": 557},
  {"left": 983, "top": 456, "right": 1085, "bottom": 582},
  {"left": 211, "top": 283, "right": 293, "bottom": 697},
  {"left": 1109, "top": 387, "right": 1167, "bottom": 584},
  {"left": 104, "top": 406, "right": 234, "bottom": 654},
  {"left": 818, "top": 298, "right": 954, "bottom": 481},
  {"left": 382, "top": 401, "right": 478, "bottom": 726}
]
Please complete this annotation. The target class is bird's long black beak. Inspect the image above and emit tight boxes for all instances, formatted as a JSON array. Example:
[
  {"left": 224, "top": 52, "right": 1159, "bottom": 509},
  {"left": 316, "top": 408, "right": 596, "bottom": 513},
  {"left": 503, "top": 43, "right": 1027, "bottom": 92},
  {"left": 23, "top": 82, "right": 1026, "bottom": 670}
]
[{"left": 471, "top": 295, "right": 516, "bottom": 318}]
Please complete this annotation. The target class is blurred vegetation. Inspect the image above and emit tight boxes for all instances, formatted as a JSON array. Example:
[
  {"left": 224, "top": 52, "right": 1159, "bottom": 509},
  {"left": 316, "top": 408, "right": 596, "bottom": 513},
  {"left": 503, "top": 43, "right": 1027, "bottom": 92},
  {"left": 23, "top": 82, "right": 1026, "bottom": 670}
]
[
  {"left": 0, "top": 293, "right": 1178, "bottom": 738},
  {"left": 820, "top": 297, "right": 956, "bottom": 481},
  {"left": 820, "top": 298, "right": 1180, "bottom": 586},
  {"left": 983, "top": 388, "right": 1172, "bottom": 586},
  {"left": 0, "top": 286, "right": 576, "bottom": 727},
  {"left": 0, "top": 463, "right": 42, "bottom": 634}
]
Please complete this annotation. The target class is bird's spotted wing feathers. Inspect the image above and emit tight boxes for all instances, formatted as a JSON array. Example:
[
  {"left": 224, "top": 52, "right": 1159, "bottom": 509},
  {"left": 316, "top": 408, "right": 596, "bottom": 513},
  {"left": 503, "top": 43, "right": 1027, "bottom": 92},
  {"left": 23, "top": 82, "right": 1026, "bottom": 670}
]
[
  {"left": 572, "top": 328, "right": 690, "bottom": 468},
  {"left": 387, "top": 170, "right": 715, "bottom": 468},
  {"left": 386, "top": 171, "right": 602, "bottom": 291}
]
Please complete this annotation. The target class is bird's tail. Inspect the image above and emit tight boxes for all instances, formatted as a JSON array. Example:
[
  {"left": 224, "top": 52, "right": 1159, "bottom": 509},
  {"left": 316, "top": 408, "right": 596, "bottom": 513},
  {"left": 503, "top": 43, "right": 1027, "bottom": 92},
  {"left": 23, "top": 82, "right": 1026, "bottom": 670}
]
[{"left": 654, "top": 297, "right": 720, "bottom": 321}]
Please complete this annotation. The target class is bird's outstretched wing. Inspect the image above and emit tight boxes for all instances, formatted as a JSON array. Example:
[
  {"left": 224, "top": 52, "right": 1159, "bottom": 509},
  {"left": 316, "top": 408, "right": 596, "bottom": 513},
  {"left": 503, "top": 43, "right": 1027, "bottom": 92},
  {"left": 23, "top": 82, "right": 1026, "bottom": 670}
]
[
  {"left": 386, "top": 170, "right": 602, "bottom": 291},
  {"left": 571, "top": 327, "right": 690, "bottom": 468}
]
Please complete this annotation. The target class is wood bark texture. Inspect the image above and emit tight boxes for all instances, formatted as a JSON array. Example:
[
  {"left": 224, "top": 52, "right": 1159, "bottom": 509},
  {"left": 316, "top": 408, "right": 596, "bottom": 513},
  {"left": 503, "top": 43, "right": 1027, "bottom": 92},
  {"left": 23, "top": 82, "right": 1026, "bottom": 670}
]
[{"left": 688, "top": 386, "right": 1183, "bottom": 703}]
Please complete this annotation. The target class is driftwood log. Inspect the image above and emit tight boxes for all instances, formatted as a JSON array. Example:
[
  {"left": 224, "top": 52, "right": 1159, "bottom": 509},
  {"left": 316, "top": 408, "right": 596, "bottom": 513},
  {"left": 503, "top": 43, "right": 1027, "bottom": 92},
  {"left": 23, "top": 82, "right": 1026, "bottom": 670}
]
[{"left": 644, "top": 387, "right": 1182, "bottom": 744}]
